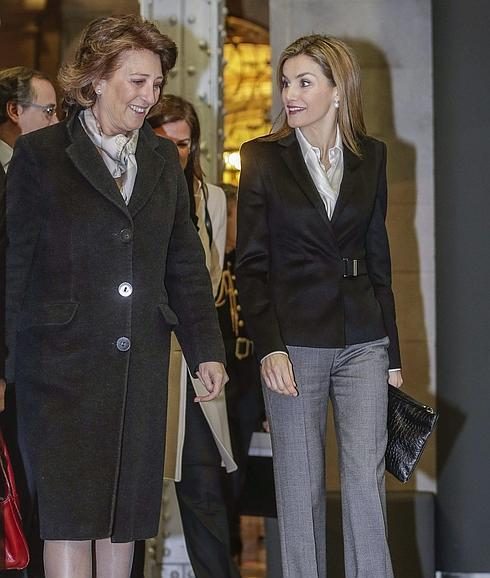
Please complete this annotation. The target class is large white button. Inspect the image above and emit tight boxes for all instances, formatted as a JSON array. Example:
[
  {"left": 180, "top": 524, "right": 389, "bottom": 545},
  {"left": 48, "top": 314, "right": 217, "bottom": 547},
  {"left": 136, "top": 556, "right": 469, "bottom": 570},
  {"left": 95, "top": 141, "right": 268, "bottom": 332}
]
[
  {"left": 116, "top": 337, "right": 131, "bottom": 351},
  {"left": 118, "top": 282, "right": 133, "bottom": 297}
]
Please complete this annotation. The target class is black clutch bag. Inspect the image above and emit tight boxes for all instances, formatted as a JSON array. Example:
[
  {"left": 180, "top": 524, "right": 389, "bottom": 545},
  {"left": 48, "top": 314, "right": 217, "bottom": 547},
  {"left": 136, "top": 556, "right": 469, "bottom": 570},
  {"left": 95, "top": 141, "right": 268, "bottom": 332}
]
[{"left": 386, "top": 385, "right": 438, "bottom": 483}]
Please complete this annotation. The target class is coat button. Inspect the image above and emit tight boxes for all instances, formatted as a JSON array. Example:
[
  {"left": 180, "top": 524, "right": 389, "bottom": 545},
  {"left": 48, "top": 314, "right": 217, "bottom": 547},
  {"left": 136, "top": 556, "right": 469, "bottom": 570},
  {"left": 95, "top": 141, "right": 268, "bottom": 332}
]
[
  {"left": 116, "top": 337, "right": 131, "bottom": 351},
  {"left": 120, "top": 228, "right": 133, "bottom": 242},
  {"left": 118, "top": 282, "right": 133, "bottom": 297}
]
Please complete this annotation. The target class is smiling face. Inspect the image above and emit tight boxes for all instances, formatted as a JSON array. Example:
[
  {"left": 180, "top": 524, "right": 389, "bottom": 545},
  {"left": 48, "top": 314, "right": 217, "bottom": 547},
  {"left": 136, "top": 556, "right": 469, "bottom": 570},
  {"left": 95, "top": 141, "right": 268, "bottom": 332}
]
[
  {"left": 93, "top": 48, "right": 163, "bottom": 135},
  {"left": 153, "top": 119, "right": 192, "bottom": 169},
  {"left": 281, "top": 54, "right": 338, "bottom": 136}
]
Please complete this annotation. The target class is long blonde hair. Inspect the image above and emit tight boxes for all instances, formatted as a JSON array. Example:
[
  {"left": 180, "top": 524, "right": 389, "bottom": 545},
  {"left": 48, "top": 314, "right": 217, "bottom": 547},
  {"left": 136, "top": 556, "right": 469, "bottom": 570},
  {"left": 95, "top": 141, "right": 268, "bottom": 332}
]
[{"left": 264, "top": 35, "right": 366, "bottom": 157}]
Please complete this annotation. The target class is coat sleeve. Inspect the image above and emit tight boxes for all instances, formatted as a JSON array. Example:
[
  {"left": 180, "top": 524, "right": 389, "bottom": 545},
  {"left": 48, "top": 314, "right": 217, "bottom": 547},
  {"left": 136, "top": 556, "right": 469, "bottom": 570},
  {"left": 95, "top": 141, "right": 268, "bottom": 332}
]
[
  {"left": 4, "top": 137, "right": 45, "bottom": 383},
  {"left": 365, "top": 141, "right": 402, "bottom": 369},
  {"left": 164, "top": 153, "right": 225, "bottom": 373},
  {"left": 235, "top": 141, "right": 287, "bottom": 361}
]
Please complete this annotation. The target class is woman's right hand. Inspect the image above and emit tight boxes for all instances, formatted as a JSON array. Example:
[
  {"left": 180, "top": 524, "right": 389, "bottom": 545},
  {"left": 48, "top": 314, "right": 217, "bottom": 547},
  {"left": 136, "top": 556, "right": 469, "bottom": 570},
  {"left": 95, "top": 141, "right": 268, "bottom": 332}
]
[{"left": 261, "top": 353, "right": 298, "bottom": 396}]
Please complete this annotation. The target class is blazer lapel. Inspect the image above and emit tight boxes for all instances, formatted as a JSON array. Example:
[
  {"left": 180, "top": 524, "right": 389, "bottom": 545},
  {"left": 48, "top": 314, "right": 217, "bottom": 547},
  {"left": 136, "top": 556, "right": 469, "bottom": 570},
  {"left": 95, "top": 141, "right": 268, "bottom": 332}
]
[
  {"left": 65, "top": 113, "right": 129, "bottom": 216},
  {"left": 128, "top": 124, "right": 165, "bottom": 218},
  {"left": 279, "top": 132, "right": 332, "bottom": 229},
  {"left": 331, "top": 145, "right": 362, "bottom": 224}
]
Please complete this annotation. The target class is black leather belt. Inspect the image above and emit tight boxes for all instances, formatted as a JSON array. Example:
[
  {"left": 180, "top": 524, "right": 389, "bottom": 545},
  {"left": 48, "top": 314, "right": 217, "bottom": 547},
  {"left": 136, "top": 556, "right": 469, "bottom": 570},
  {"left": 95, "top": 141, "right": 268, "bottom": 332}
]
[{"left": 342, "top": 258, "right": 367, "bottom": 277}]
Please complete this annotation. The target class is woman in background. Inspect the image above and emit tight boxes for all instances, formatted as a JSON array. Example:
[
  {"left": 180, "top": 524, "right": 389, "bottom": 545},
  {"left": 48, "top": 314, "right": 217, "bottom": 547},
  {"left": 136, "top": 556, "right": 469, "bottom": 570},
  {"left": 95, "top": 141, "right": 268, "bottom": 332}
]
[
  {"left": 148, "top": 96, "right": 239, "bottom": 578},
  {"left": 236, "top": 35, "right": 403, "bottom": 578}
]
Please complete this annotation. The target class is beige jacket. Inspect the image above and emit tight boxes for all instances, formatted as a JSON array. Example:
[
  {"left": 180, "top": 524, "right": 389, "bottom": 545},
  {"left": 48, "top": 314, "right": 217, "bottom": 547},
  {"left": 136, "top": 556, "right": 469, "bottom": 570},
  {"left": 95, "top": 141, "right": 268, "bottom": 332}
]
[{"left": 164, "top": 183, "right": 237, "bottom": 480}]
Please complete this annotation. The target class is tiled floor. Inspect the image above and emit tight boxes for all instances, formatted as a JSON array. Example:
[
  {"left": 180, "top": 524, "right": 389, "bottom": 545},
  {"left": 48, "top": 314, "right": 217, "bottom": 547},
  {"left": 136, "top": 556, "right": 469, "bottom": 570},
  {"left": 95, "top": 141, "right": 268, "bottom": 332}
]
[{"left": 240, "top": 516, "right": 267, "bottom": 578}]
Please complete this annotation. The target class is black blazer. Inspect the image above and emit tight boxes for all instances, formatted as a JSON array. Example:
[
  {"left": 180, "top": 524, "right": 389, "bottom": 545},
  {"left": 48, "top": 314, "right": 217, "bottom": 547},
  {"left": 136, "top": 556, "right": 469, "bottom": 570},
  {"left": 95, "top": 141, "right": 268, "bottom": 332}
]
[
  {"left": 5, "top": 114, "right": 225, "bottom": 541},
  {"left": 236, "top": 131, "right": 401, "bottom": 369}
]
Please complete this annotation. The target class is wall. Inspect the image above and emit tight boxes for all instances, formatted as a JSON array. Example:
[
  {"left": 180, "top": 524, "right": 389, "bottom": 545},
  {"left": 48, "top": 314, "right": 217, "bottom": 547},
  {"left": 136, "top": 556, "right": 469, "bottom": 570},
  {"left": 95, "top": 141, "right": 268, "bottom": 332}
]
[{"left": 434, "top": 0, "right": 490, "bottom": 573}]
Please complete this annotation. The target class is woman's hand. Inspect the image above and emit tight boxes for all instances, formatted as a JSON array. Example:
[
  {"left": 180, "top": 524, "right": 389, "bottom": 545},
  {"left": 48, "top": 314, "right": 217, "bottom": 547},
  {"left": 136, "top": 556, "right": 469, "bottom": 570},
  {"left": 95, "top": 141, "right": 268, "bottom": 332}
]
[
  {"left": 261, "top": 353, "right": 298, "bottom": 396},
  {"left": 194, "top": 362, "right": 229, "bottom": 402},
  {"left": 388, "top": 369, "right": 403, "bottom": 388}
]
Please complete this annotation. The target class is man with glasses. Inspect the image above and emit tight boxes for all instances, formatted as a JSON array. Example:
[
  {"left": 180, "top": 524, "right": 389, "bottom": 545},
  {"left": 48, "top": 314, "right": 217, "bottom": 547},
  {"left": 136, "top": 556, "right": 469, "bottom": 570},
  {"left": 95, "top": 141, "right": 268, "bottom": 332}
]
[
  {"left": 0, "top": 66, "right": 58, "bottom": 171},
  {"left": 0, "top": 65, "right": 57, "bottom": 578},
  {"left": 0, "top": 65, "right": 58, "bottom": 396}
]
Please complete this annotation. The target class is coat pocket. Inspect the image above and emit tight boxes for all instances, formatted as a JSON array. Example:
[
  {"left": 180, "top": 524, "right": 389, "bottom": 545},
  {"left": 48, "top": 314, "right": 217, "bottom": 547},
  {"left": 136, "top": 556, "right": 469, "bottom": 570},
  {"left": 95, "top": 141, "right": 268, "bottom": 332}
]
[
  {"left": 18, "top": 302, "right": 79, "bottom": 331},
  {"left": 158, "top": 303, "right": 179, "bottom": 328}
]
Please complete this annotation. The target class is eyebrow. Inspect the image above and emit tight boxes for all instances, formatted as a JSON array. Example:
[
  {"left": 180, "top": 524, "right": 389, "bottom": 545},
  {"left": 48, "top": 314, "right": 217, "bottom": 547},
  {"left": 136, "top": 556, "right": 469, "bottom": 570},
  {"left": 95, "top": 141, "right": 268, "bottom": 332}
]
[
  {"left": 282, "top": 72, "right": 317, "bottom": 80},
  {"left": 129, "top": 73, "right": 164, "bottom": 80}
]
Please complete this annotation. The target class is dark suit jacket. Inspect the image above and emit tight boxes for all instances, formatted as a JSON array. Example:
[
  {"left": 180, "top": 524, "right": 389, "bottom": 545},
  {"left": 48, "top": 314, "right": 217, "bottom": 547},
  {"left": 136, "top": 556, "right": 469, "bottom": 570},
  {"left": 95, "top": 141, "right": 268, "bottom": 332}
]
[
  {"left": 235, "top": 131, "right": 401, "bottom": 369},
  {"left": 5, "top": 113, "right": 225, "bottom": 541}
]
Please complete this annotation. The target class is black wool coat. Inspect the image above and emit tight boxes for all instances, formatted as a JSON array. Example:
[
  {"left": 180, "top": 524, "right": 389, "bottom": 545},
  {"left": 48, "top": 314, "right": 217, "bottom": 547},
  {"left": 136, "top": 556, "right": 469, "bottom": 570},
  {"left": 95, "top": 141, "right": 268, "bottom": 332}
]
[{"left": 5, "top": 114, "right": 225, "bottom": 542}]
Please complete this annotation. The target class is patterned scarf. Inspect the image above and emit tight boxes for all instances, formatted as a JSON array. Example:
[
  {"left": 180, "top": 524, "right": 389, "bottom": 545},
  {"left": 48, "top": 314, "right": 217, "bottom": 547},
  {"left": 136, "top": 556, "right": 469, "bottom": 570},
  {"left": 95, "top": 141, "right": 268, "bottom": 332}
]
[{"left": 79, "top": 108, "right": 139, "bottom": 204}]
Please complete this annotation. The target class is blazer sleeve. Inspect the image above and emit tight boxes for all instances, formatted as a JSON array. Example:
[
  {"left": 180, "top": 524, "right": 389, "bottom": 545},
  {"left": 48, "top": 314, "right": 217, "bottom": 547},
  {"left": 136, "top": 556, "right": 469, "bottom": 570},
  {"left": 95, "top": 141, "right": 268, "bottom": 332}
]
[
  {"left": 4, "top": 137, "right": 45, "bottom": 383},
  {"left": 235, "top": 141, "right": 287, "bottom": 361},
  {"left": 164, "top": 149, "right": 226, "bottom": 373},
  {"left": 365, "top": 141, "right": 402, "bottom": 369}
]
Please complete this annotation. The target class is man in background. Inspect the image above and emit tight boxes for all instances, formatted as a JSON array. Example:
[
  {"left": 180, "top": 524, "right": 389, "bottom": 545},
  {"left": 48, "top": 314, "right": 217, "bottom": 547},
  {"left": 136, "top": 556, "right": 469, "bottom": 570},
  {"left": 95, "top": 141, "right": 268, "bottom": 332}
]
[{"left": 0, "top": 66, "right": 58, "bottom": 577}]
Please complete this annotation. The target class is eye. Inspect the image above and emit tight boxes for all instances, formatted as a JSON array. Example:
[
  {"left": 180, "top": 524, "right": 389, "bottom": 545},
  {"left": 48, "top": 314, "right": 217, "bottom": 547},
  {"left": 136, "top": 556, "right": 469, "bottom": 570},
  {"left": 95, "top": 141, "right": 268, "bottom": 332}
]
[
  {"left": 154, "top": 84, "right": 162, "bottom": 92},
  {"left": 131, "top": 79, "right": 145, "bottom": 86},
  {"left": 281, "top": 79, "right": 289, "bottom": 89},
  {"left": 300, "top": 79, "right": 311, "bottom": 87}
]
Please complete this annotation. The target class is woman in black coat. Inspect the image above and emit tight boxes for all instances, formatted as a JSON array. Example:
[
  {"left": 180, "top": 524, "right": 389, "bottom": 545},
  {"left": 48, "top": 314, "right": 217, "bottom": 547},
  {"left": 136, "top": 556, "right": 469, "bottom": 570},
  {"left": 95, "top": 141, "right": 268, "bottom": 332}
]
[{"left": 5, "top": 15, "right": 227, "bottom": 578}]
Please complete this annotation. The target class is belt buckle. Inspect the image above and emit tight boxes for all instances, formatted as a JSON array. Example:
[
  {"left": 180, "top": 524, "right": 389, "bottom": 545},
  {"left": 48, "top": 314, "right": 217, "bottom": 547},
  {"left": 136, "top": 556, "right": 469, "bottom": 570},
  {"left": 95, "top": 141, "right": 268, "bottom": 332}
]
[
  {"left": 235, "top": 337, "right": 253, "bottom": 360},
  {"left": 343, "top": 258, "right": 358, "bottom": 278},
  {"left": 342, "top": 257, "right": 359, "bottom": 277}
]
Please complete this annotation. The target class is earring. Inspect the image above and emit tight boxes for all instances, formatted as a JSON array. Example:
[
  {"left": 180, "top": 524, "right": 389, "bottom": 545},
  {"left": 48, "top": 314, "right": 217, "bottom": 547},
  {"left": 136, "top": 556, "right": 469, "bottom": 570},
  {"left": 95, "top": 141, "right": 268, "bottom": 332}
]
[
  {"left": 96, "top": 88, "right": 102, "bottom": 95},
  {"left": 334, "top": 98, "right": 340, "bottom": 109}
]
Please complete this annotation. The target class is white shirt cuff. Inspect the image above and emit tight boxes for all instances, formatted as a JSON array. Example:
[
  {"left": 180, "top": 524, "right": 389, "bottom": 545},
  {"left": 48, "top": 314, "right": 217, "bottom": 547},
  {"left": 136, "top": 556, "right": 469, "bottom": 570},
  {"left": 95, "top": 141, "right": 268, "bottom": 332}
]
[
  {"left": 388, "top": 368, "right": 401, "bottom": 372},
  {"left": 260, "top": 351, "right": 289, "bottom": 364}
]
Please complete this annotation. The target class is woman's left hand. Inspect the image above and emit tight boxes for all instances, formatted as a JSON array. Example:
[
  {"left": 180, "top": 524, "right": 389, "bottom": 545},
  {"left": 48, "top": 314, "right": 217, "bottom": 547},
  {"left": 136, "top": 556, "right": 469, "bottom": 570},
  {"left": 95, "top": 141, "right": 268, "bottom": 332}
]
[
  {"left": 194, "top": 362, "right": 229, "bottom": 402},
  {"left": 388, "top": 369, "right": 403, "bottom": 388}
]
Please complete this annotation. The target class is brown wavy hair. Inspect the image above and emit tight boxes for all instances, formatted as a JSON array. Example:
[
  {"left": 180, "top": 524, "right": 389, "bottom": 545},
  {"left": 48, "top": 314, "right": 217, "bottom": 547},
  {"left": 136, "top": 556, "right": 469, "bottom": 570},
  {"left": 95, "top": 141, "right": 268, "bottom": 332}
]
[
  {"left": 58, "top": 14, "right": 177, "bottom": 111},
  {"left": 264, "top": 35, "right": 366, "bottom": 157}
]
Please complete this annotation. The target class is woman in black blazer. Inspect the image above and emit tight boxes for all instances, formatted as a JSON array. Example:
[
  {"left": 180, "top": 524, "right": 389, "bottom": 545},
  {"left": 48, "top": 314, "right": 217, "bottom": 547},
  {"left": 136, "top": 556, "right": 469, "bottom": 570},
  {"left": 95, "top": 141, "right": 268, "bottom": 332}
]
[
  {"left": 5, "top": 15, "right": 227, "bottom": 578},
  {"left": 236, "top": 35, "right": 402, "bottom": 578}
]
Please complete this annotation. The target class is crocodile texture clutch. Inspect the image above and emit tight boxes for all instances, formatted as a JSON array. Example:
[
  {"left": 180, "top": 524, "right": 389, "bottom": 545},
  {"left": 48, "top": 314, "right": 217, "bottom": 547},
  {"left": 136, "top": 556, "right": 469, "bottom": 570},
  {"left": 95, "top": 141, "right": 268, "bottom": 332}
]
[{"left": 386, "top": 385, "right": 439, "bottom": 483}]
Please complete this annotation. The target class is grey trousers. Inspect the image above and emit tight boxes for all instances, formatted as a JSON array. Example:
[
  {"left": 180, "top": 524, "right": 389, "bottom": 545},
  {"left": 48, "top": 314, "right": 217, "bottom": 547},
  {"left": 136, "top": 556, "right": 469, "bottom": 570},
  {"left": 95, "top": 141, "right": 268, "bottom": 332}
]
[{"left": 263, "top": 337, "right": 394, "bottom": 578}]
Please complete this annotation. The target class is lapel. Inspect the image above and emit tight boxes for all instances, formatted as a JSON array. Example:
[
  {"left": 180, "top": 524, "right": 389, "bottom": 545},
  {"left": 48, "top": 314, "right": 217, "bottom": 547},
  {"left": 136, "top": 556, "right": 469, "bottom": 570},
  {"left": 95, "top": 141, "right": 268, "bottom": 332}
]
[
  {"left": 279, "top": 132, "right": 332, "bottom": 230},
  {"left": 127, "top": 123, "right": 165, "bottom": 218},
  {"left": 0, "top": 162, "right": 5, "bottom": 191},
  {"left": 330, "top": 144, "right": 362, "bottom": 224},
  {"left": 65, "top": 112, "right": 130, "bottom": 217}
]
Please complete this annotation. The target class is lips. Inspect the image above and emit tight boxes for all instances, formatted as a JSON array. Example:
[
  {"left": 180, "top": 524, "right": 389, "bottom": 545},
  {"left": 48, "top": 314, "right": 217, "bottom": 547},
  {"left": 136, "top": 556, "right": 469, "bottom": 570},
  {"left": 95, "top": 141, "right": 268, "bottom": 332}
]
[{"left": 287, "top": 106, "right": 306, "bottom": 115}]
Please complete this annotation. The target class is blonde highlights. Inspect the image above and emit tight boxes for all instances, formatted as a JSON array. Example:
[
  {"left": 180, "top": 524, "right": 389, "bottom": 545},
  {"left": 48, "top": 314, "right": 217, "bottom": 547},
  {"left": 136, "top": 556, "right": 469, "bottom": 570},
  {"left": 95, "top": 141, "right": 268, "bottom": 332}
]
[
  {"left": 58, "top": 14, "right": 177, "bottom": 111},
  {"left": 265, "top": 35, "right": 366, "bottom": 157}
]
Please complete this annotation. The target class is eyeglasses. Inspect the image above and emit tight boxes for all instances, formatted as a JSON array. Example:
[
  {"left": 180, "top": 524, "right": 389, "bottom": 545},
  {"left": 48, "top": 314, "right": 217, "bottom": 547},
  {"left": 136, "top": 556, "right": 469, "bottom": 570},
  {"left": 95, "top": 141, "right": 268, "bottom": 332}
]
[{"left": 23, "top": 102, "right": 57, "bottom": 118}]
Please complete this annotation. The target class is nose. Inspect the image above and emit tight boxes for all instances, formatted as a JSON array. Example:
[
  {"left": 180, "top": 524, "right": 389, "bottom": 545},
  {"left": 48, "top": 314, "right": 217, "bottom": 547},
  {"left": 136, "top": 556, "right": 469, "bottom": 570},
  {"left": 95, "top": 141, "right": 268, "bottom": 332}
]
[
  {"left": 283, "top": 84, "right": 298, "bottom": 102},
  {"left": 143, "top": 83, "right": 157, "bottom": 105}
]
